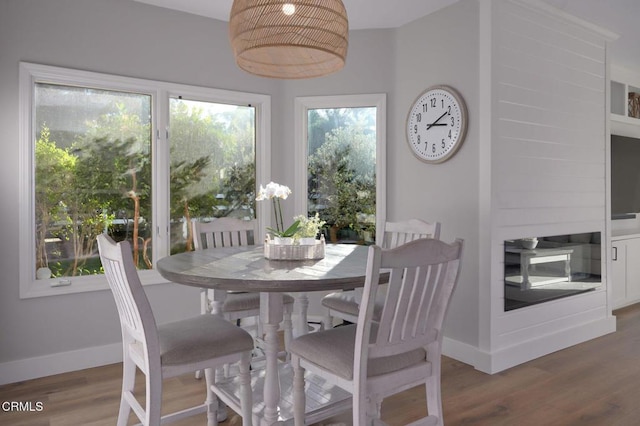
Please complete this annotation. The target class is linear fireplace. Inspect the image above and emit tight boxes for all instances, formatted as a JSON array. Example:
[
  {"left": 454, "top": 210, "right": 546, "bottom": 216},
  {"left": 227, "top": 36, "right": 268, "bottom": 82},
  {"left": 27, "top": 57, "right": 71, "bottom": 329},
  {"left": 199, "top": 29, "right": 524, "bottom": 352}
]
[{"left": 504, "top": 232, "right": 601, "bottom": 311}]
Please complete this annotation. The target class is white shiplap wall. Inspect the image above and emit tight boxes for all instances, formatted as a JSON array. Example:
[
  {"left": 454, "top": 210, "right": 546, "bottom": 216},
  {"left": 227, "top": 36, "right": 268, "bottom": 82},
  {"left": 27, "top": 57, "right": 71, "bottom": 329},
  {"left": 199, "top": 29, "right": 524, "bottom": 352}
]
[{"left": 483, "top": 0, "right": 616, "bottom": 373}]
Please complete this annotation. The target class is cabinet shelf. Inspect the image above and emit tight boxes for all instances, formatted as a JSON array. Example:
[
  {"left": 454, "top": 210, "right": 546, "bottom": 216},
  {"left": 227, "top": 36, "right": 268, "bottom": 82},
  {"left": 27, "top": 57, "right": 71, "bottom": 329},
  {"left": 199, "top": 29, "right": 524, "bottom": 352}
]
[
  {"left": 611, "top": 67, "right": 640, "bottom": 138},
  {"left": 611, "top": 66, "right": 640, "bottom": 123}
]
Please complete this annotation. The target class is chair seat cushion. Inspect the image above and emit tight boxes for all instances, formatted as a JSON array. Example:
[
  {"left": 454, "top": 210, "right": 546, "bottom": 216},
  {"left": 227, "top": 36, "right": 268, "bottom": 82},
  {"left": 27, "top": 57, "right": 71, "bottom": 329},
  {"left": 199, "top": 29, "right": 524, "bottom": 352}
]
[
  {"left": 321, "top": 291, "right": 385, "bottom": 321},
  {"left": 158, "top": 315, "right": 254, "bottom": 366},
  {"left": 223, "top": 292, "right": 294, "bottom": 313},
  {"left": 289, "top": 324, "right": 426, "bottom": 380}
]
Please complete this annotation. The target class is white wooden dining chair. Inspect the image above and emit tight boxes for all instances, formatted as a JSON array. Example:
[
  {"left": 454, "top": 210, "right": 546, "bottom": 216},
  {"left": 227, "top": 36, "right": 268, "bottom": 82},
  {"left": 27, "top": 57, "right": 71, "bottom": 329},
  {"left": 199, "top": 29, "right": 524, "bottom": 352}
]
[
  {"left": 290, "top": 237, "right": 463, "bottom": 426},
  {"left": 97, "top": 234, "right": 254, "bottom": 426},
  {"left": 321, "top": 219, "right": 441, "bottom": 328},
  {"left": 191, "top": 218, "right": 295, "bottom": 353}
]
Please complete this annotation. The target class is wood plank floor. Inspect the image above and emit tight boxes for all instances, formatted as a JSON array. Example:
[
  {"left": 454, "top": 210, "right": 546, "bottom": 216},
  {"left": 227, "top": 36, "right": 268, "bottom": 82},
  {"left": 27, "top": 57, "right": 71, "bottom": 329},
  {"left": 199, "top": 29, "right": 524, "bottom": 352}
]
[{"left": 2, "top": 304, "right": 640, "bottom": 425}]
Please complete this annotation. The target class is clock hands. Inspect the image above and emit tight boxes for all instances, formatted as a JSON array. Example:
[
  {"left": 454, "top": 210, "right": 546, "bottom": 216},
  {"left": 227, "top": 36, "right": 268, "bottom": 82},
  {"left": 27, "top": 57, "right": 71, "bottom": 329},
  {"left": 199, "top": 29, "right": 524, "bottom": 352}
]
[{"left": 426, "top": 111, "right": 448, "bottom": 130}]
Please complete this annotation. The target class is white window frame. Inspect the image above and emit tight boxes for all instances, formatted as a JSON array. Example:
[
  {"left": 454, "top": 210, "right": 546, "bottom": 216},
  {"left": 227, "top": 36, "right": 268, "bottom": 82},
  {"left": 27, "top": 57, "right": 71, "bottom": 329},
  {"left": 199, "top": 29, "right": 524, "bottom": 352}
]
[
  {"left": 19, "top": 62, "right": 271, "bottom": 298},
  {"left": 293, "top": 94, "right": 387, "bottom": 242}
]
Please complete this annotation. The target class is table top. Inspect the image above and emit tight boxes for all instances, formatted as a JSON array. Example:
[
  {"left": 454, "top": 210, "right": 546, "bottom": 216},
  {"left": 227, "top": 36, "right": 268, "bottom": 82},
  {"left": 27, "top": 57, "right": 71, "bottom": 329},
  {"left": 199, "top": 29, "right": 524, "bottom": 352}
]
[{"left": 157, "top": 244, "right": 373, "bottom": 293}]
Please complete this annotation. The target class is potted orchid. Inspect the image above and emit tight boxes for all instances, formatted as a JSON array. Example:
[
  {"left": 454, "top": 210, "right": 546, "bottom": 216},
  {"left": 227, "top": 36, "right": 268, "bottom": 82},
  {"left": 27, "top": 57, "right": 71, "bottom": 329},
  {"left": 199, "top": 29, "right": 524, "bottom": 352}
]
[
  {"left": 256, "top": 182, "right": 299, "bottom": 244},
  {"left": 293, "top": 213, "right": 325, "bottom": 245}
]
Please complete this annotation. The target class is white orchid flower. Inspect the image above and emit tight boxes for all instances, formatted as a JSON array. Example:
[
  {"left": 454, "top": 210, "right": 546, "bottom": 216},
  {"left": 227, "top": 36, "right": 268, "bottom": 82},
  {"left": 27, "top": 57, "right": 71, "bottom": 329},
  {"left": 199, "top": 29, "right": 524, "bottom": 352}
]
[{"left": 255, "top": 181, "right": 295, "bottom": 235}]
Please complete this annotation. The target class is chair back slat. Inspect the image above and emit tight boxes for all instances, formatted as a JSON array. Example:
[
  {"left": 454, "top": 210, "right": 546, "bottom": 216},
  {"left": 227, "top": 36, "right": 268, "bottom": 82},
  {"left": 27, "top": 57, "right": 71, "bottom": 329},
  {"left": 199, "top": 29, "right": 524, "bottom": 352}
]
[
  {"left": 358, "top": 238, "right": 462, "bottom": 360},
  {"left": 97, "top": 234, "right": 158, "bottom": 349},
  {"left": 192, "top": 217, "right": 256, "bottom": 250},
  {"left": 382, "top": 219, "right": 441, "bottom": 249}
]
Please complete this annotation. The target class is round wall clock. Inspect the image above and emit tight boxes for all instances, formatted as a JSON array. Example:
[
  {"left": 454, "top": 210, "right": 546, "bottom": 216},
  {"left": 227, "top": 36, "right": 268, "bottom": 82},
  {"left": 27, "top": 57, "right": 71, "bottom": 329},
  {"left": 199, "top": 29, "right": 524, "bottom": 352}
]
[{"left": 406, "top": 85, "right": 468, "bottom": 163}]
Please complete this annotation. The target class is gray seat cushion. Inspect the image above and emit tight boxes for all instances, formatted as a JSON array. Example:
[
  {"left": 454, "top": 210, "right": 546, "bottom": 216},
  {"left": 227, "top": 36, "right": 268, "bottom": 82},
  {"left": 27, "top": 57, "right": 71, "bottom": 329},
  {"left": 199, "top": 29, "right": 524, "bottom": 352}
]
[
  {"left": 289, "top": 324, "right": 426, "bottom": 380},
  {"left": 158, "top": 315, "right": 254, "bottom": 366},
  {"left": 223, "top": 292, "right": 294, "bottom": 313},
  {"left": 321, "top": 291, "right": 385, "bottom": 320}
]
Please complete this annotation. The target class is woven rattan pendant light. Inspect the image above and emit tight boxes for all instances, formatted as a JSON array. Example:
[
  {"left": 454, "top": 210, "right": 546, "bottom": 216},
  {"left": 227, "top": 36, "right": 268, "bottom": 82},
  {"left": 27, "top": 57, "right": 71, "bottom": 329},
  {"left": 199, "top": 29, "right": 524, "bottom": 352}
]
[{"left": 229, "top": 0, "right": 349, "bottom": 79}]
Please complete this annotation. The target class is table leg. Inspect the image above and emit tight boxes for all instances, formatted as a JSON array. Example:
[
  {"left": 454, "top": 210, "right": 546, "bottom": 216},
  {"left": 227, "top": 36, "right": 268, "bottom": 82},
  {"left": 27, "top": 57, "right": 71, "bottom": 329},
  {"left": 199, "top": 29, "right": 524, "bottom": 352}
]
[{"left": 260, "top": 292, "right": 284, "bottom": 425}]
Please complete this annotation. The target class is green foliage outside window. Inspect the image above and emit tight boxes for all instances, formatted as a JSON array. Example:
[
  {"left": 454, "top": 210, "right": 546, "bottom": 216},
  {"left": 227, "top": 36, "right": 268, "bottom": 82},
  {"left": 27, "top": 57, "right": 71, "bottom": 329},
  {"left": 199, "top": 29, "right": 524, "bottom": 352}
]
[
  {"left": 34, "top": 86, "right": 256, "bottom": 278},
  {"left": 307, "top": 108, "right": 376, "bottom": 243}
]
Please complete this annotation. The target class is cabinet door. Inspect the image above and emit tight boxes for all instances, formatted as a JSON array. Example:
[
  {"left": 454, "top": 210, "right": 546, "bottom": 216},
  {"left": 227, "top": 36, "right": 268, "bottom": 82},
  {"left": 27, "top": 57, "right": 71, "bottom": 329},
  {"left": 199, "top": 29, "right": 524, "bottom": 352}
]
[
  {"left": 611, "top": 241, "right": 627, "bottom": 308},
  {"left": 625, "top": 238, "right": 640, "bottom": 302}
]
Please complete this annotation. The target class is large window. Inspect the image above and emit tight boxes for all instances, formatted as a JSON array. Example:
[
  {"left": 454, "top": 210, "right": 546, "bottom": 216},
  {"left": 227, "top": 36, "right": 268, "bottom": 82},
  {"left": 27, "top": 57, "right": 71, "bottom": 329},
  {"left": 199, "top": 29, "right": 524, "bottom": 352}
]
[
  {"left": 19, "top": 63, "right": 270, "bottom": 298},
  {"left": 294, "top": 94, "right": 386, "bottom": 244},
  {"left": 33, "top": 83, "right": 152, "bottom": 279}
]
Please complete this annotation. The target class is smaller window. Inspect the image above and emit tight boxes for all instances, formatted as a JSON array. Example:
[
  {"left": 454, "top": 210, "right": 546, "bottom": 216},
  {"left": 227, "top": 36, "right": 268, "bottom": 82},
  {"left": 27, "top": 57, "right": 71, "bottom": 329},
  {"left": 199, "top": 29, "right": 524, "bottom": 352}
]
[{"left": 294, "top": 94, "right": 387, "bottom": 245}]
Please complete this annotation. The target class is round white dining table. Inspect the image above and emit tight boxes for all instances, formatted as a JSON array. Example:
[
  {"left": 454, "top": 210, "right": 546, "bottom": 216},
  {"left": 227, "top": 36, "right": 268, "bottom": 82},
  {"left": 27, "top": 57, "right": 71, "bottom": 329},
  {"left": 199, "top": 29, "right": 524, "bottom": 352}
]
[{"left": 157, "top": 243, "right": 373, "bottom": 425}]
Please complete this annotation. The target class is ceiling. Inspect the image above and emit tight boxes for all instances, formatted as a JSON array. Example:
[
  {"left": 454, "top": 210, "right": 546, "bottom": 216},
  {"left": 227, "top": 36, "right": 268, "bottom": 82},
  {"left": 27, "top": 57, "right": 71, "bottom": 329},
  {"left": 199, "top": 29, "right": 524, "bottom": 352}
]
[
  {"left": 132, "top": 0, "right": 461, "bottom": 30},
  {"left": 132, "top": 0, "right": 640, "bottom": 70}
]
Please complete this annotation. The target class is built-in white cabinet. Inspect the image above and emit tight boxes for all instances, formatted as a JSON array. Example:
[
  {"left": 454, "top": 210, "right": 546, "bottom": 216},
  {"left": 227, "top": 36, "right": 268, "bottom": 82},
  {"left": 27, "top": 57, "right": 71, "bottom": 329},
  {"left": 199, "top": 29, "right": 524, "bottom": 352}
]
[
  {"left": 609, "top": 66, "right": 640, "bottom": 310},
  {"left": 611, "top": 236, "right": 640, "bottom": 309}
]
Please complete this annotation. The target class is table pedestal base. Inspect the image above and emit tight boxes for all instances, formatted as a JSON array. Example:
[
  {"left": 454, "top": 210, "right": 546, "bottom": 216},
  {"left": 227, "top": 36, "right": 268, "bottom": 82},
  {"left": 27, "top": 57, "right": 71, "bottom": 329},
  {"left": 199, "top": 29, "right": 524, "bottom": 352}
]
[{"left": 213, "top": 362, "right": 351, "bottom": 426}]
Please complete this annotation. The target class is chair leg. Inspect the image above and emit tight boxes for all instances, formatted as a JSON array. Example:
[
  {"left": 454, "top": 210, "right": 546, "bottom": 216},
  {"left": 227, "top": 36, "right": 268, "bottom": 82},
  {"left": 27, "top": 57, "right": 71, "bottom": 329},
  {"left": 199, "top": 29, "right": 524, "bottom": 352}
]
[
  {"left": 295, "top": 293, "right": 309, "bottom": 336},
  {"left": 204, "top": 368, "right": 219, "bottom": 426},
  {"left": 117, "top": 358, "right": 135, "bottom": 426},
  {"left": 352, "top": 387, "right": 370, "bottom": 426},
  {"left": 367, "top": 395, "right": 383, "bottom": 423},
  {"left": 425, "top": 378, "right": 443, "bottom": 422},
  {"left": 292, "top": 358, "right": 306, "bottom": 426},
  {"left": 323, "top": 309, "right": 333, "bottom": 331},
  {"left": 201, "top": 288, "right": 211, "bottom": 314},
  {"left": 204, "top": 368, "right": 220, "bottom": 426},
  {"left": 283, "top": 308, "right": 293, "bottom": 361},
  {"left": 195, "top": 289, "right": 210, "bottom": 380},
  {"left": 256, "top": 315, "right": 263, "bottom": 339},
  {"left": 144, "top": 367, "right": 162, "bottom": 426},
  {"left": 426, "top": 346, "right": 444, "bottom": 425},
  {"left": 238, "top": 352, "right": 253, "bottom": 426}
]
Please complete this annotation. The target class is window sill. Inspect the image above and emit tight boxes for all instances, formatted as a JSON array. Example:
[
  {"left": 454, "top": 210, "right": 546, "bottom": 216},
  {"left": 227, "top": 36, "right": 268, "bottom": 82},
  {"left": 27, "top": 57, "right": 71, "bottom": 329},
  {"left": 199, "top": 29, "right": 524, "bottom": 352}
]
[{"left": 20, "top": 270, "right": 170, "bottom": 299}]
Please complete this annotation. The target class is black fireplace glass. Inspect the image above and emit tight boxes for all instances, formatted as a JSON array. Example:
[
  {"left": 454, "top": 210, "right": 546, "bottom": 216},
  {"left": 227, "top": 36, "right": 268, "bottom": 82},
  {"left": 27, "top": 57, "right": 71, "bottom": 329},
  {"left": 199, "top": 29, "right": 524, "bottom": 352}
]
[{"left": 504, "top": 232, "right": 601, "bottom": 311}]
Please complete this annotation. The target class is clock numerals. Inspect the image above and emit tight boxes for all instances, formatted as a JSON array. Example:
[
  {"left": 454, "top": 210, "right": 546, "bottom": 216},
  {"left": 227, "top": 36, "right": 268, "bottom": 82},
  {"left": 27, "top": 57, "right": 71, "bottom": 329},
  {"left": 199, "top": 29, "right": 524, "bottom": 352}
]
[{"left": 406, "top": 86, "right": 467, "bottom": 163}]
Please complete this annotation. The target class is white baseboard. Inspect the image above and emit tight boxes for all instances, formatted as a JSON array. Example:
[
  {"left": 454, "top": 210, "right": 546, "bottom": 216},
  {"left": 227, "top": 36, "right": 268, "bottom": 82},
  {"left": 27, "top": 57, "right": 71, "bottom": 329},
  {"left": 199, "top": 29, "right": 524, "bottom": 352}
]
[
  {"left": 443, "top": 315, "right": 617, "bottom": 374},
  {"left": 442, "top": 336, "right": 481, "bottom": 367},
  {"left": 0, "top": 342, "right": 122, "bottom": 385}
]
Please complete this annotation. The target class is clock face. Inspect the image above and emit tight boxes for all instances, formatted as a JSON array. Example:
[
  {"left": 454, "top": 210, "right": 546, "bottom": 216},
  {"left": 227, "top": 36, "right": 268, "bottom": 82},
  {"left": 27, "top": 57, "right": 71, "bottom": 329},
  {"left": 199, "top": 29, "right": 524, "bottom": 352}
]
[{"left": 406, "top": 85, "right": 467, "bottom": 163}]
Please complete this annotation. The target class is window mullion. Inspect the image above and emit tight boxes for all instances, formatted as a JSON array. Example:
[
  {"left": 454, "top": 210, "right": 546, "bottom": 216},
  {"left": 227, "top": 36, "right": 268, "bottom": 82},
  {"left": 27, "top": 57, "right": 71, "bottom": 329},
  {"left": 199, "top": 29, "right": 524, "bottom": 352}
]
[{"left": 153, "top": 89, "right": 171, "bottom": 263}]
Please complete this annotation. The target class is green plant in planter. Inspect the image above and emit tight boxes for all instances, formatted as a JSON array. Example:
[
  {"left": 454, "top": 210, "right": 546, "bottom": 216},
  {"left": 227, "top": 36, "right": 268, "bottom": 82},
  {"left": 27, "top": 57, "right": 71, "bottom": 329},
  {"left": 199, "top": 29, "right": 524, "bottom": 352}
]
[{"left": 293, "top": 213, "right": 326, "bottom": 240}]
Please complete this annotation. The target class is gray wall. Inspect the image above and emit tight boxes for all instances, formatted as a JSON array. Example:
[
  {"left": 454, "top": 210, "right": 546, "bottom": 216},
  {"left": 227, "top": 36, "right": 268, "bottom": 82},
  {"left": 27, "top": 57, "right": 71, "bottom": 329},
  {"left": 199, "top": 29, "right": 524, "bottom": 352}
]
[
  {"left": 392, "top": 1, "right": 480, "bottom": 347},
  {"left": 5, "top": 0, "right": 478, "bottom": 379}
]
